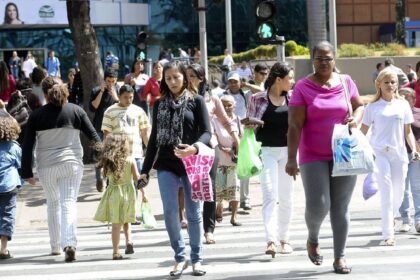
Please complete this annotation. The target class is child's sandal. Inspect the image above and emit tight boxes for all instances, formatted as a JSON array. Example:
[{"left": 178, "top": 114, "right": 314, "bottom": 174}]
[{"left": 112, "top": 253, "right": 123, "bottom": 260}]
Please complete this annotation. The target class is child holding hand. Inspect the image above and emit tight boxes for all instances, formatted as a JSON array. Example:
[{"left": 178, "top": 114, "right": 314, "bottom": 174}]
[
  {"left": 0, "top": 115, "right": 22, "bottom": 260},
  {"left": 94, "top": 133, "right": 145, "bottom": 260}
]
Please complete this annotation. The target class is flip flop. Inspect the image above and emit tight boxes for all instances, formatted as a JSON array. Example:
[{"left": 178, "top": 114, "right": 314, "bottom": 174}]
[
  {"left": 0, "top": 250, "right": 12, "bottom": 260},
  {"left": 192, "top": 263, "right": 206, "bottom": 276},
  {"left": 230, "top": 220, "right": 242, "bottom": 226},
  {"left": 169, "top": 260, "right": 188, "bottom": 277},
  {"left": 204, "top": 232, "right": 216, "bottom": 244},
  {"left": 306, "top": 241, "right": 323, "bottom": 265},
  {"left": 333, "top": 261, "right": 352, "bottom": 274}
]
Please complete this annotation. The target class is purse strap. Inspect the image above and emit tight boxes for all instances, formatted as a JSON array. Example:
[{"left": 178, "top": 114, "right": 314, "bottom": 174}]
[{"left": 339, "top": 74, "right": 353, "bottom": 118}]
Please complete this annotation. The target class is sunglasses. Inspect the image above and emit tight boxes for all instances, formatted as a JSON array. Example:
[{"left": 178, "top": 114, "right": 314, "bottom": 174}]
[{"left": 259, "top": 72, "right": 268, "bottom": 75}]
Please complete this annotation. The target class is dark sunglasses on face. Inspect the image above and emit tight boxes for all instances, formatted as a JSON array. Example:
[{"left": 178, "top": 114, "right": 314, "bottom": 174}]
[
  {"left": 314, "top": 57, "right": 334, "bottom": 63},
  {"left": 259, "top": 72, "right": 268, "bottom": 75}
]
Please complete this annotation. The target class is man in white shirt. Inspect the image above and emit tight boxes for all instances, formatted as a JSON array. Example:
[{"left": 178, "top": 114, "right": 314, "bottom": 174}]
[
  {"left": 222, "top": 49, "right": 234, "bottom": 85},
  {"left": 22, "top": 53, "right": 37, "bottom": 78},
  {"left": 237, "top": 61, "right": 252, "bottom": 80}
]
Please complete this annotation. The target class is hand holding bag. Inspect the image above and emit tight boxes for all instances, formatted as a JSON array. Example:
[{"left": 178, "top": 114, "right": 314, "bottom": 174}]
[
  {"left": 331, "top": 75, "right": 375, "bottom": 177},
  {"left": 140, "top": 200, "right": 157, "bottom": 229},
  {"left": 236, "top": 128, "right": 263, "bottom": 179}
]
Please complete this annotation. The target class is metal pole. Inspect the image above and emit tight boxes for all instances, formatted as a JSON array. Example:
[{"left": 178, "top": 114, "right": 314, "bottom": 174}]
[
  {"left": 225, "top": 0, "right": 233, "bottom": 54},
  {"left": 276, "top": 36, "right": 285, "bottom": 62},
  {"left": 329, "top": 0, "right": 337, "bottom": 50},
  {"left": 198, "top": 0, "right": 208, "bottom": 79}
]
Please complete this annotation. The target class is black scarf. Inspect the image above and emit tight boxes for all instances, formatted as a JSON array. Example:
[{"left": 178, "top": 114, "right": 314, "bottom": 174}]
[{"left": 156, "top": 90, "right": 189, "bottom": 146}]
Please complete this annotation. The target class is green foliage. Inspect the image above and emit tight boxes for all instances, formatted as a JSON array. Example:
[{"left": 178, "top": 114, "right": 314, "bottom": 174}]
[
  {"left": 285, "top": 40, "right": 298, "bottom": 56},
  {"left": 416, "top": 50, "right": 420, "bottom": 56},
  {"left": 209, "top": 41, "right": 309, "bottom": 65},
  {"left": 338, "top": 44, "right": 374, "bottom": 57},
  {"left": 380, "top": 43, "right": 406, "bottom": 56},
  {"left": 367, "top": 42, "right": 386, "bottom": 51}
]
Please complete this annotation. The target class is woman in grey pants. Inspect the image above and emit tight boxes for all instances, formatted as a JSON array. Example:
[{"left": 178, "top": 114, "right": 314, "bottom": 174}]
[{"left": 285, "top": 41, "right": 364, "bottom": 274}]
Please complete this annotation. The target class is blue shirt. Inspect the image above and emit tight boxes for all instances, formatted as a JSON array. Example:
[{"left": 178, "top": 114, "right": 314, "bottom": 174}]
[
  {"left": 45, "top": 56, "right": 60, "bottom": 77},
  {"left": 104, "top": 54, "right": 119, "bottom": 71},
  {"left": 0, "top": 141, "right": 22, "bottom": 193}
]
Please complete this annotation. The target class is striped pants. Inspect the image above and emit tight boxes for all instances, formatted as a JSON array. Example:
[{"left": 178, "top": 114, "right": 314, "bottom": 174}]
[{"left": 37, "top": 163, "right": 83, "bottom": 252}]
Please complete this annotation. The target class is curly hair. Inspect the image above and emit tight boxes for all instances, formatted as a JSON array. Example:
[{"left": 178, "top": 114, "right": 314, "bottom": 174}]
[
  {"left": 0, "top": 116, "right": 21, "bottom": 141},
  {"left": 96, "top": 133, "right": 130, "bottom": 182},
  {"left": 47, "top": 84, "right": 69, "bottom": 107}
]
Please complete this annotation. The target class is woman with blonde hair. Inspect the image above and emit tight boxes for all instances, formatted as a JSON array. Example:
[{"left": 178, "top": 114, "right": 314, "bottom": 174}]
[{"left": 361, "top": 68, "right": 420, "bottom": 246}]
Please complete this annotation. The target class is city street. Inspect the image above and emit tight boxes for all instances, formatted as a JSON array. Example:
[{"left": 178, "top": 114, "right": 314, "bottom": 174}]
[{"left": 1, "top": 165, "right": 420, "bottom": 280}]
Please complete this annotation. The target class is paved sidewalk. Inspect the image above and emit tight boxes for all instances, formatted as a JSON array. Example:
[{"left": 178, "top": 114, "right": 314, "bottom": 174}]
[{"left": 16, "top": 164, "right": 383, "bottom": 230}]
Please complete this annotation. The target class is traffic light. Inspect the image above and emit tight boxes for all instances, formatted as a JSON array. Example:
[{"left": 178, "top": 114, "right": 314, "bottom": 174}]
[
  {"left": 136, "top": 32, "right": 147, "bottom": 60},
  {"left": 255, "top": 0, "right": 277, "bottom": 43}
]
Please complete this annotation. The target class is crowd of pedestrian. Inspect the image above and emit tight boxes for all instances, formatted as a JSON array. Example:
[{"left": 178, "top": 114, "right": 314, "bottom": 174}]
[{"left": 0, "top": 42, "right": 419, "bottom": 279}]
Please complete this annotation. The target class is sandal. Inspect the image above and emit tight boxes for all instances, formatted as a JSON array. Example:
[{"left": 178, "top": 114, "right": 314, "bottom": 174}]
[
  {"left": 0, "top": 250, "right": 12, "bottom": 260},
  {"left": 112, "top": 253, "right": 123, "bottom": 260},
  {"left": 279, "top": 241, "right": 293, "bottom": 254},
  {"left": 230, "top": 219, "right": 242, "bottom": 226},
  {"left": 306, "top": 240, "right": 323, "bottom": 265},
  {"left": 333, "top": 259, "right": 352, "bottom": 274},
  {"left": 125, "top": 242, "right": 134, "bottom": 254},
  {"left": 265, "top": 241, "right": 276, "bottom": 258},
  {"left": 382, "top": 239, "right": 396, "bottom": 246},
  {"left": 204, "top": 232, "right": 216, "bottom": 244},
  {"left": 216, "top": 203, "right": 223, "bottom": 223},
  {"left": 169, "top": 260, "right": 188, "bottom": 277},
  {"left": 192, "top": 262, "right": 206, "bottom": 276}
]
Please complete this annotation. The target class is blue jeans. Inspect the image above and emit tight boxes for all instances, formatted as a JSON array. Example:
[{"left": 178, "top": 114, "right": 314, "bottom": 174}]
[
  {"left": 399, "top": 154, "right": 420, "bottom": 224},
  {"left": 157, "top": 170, "right": 203, "bottom": 264},
  {"left": 0, "top": 192, "right": 17, "bottom": 241}
]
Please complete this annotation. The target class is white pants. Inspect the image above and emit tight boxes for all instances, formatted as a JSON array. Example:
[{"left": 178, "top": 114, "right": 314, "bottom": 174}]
[
  {"left": 259, "top": 147, "right": 294, "bottom": 243},
  {"left": 374, "top": 148, "right": 408, "bottom": 240},
  {"left": 37, "top": 162, "right": 83, "bottom": 252}
]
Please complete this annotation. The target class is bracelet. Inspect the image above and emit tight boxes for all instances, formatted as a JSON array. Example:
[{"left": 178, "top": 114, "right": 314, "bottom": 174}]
[{"left": 192, "top": 143, "right": 200, "bottom": 155}]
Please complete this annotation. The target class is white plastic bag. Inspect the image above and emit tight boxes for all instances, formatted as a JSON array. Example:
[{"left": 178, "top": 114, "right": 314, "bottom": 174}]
[
  {"left": 332, "top": 124, "right": 375, "bottom": 177},
  {"left": 363, "top": 173, "right": 379, "bottom": 200}
]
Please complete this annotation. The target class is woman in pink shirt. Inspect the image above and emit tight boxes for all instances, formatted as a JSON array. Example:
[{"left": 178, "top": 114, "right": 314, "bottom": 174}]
[
  {"left": 0, "top": 61, "right": 16, "bottom": 103},
  {"left": 286, "top": 41, "right": 364, "bottom": 274},
  {"left": 404, "top": 60, "right": 420, "bottom": 108}
]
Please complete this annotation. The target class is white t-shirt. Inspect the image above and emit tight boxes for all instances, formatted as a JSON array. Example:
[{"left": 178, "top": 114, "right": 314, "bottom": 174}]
[
  {"left": 22, "top": 59, "right": 37, "bottom": 78},
  {"left": 223, "top": 54, "right": 234, "bottom": 70},
  {"left": 362, "top": 98, "right": 413, "bottom": 159},
  {"left": 237, "top": 67, "right": 252, "bottom": 79}
]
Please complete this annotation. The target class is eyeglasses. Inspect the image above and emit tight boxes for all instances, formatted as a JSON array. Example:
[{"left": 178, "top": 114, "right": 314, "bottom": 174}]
[
  {"left": 314, "top": 57, "right": 334, "bottom": 63},
  {"left": 258, "top": 72, "right": 268, "bottom": 75}
]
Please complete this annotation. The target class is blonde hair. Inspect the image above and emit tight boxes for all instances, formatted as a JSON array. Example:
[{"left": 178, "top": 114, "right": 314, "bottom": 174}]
[
  {"left": 97, "top": 133, "right": 130, "bottom": 182},
  {"left": 372, "top": 68, "right": 403, "bottom": 102},
  {"left": 0, "top": 116, "right": 21, "bottom": 141},
  {"left": 48, "top": 84, "right": 69, "bottom": 107}
]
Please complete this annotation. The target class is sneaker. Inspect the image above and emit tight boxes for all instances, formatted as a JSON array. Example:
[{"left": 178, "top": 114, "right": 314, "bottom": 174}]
[
  {"left": 96, "top": 181, "right": 104, "bottom": 192},
  {"left": 240, "top": 202, "right": 252, "bottom": 211},
  {"left": 415, "top": 223, "right": 420, "bottom": 233},
  {"left": 64, "top": 246, "right": 76, "bottom": 262},
  {"left": 399, "top": 223, "right": 411, "bottom": 232}
]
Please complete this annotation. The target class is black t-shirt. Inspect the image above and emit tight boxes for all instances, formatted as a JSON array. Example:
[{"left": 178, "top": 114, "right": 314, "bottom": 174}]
[
  {"left": 141, "top": 94, "right": 211, "bottom": 177},
  {"left": 256, "top": 97, "right": 288, "bottom": 147},
  {"left": 89, "top": 86, "right": 119, "bottom": 132}
]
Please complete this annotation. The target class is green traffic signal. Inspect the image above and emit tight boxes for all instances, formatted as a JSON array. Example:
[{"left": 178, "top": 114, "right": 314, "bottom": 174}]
[
  {"left": 138, "top": 51, "right": 146, "bottom": 60},
  {"left": 258, "top": 22, "right": 275, "bottom": 40}
]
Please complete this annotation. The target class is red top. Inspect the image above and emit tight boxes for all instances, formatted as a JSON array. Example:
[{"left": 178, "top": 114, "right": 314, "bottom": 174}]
[
  {"left": 140, "top": 76, "right": 160, "bottom": 107},
  {"left": 404, "top": 81, "right": 420, "bottom": 108},
  {"left": 0, "top": 75, "right": 16, "bottom": 103}
]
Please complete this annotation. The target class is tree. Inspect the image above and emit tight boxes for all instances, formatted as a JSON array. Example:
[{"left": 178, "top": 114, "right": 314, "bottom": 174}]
[
  {"left": 66, "top": 0, "right": 103, "bottom": 162},
  {"left": 306, "top": 0, "right": 327, "bottom": 56},
  {"left": 395, "top": 0, "right": 406, "bottom": 45}
]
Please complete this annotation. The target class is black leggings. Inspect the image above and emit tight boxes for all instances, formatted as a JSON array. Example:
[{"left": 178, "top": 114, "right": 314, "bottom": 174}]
[{"left": 203, "top": 148, "right": 219, "bottom": 233}]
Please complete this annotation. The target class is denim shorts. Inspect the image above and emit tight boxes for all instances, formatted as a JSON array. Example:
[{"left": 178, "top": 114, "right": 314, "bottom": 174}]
[{"left": 0, "top": 192, "right": 17, "bottom": 240}]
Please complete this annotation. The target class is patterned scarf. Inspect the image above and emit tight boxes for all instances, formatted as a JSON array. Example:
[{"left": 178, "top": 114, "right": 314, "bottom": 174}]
[{"left": 156, "top": 90, "right": 189, "bottom": 146}]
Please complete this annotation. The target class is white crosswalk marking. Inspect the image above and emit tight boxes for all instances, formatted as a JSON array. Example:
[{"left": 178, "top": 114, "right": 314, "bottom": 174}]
[{"left": 2, "top": 212, "right": 420, "bottom": 280}]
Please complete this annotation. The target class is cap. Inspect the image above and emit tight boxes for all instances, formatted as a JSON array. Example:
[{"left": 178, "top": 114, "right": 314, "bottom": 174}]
[{"left": 227, "top": 71, "right": 240, "bottom": 81}]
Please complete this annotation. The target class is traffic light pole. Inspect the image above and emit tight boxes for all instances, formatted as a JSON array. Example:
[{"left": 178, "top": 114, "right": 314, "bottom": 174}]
[
  {"left": 198, "top": 0, "right": 208, "bottom": 80},
  {"left": 276, "top": 36, "right": 285, "bottom": 62}
]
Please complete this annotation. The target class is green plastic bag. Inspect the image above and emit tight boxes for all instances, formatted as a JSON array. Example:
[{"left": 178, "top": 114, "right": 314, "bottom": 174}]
[
  {"left": 140, "top": 201, "right": 157, "bottom": 229},
  {"left": 236, "top": 128, "right": 263, "bottom": 179}
]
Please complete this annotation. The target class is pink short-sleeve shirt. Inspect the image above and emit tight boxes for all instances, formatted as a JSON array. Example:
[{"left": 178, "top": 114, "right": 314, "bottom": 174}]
[{"left": 289, "top": 75, "right": 359, "bottom": 165}]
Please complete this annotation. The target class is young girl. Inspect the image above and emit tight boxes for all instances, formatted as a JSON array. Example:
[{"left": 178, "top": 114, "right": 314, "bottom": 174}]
[
  {"left": 94, "top": 133, "right": 143, "bottom": 260},
  {"left": 361, "top": 68, "right": 420, "bottom": 246},
  {"left": 0, "top": 115, "right": 21, "bottom": 260}
]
